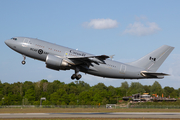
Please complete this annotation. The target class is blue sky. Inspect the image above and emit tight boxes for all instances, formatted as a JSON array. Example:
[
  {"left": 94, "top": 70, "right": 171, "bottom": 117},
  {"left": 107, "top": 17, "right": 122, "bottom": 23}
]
[{"left": 1, "top": 0, "right": 180, "bottom": 89}]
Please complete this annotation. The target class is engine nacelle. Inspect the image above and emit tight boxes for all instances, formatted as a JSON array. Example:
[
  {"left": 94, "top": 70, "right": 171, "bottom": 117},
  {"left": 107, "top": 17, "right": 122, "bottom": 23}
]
[{"left": 46, "top": 54, "right": 70, "bottom": 70}]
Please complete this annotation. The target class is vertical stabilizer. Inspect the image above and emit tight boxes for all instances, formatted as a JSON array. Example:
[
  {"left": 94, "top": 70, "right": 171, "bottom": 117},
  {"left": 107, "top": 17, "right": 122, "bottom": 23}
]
[{"left": 128, "top": 45, "right": 174, "bottom": 72}]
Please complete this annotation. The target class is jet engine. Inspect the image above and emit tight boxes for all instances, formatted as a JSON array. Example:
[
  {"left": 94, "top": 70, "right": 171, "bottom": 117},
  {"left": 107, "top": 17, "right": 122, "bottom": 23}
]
[{"left": 45, "top": 54, "right": 70, "bottom": 70}]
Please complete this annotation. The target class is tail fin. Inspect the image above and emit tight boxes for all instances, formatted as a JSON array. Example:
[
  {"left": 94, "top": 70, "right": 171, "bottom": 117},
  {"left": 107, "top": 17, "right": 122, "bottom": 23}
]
[{"left": 128, "top": 45, "right": 174, "bottom": 72}]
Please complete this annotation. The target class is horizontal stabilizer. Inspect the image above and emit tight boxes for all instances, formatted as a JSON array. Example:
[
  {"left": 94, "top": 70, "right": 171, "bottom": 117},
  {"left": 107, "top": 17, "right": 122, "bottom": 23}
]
[
  {"left": 143, "top": 73, "right": 169, "bottom": 76},
  {"left": 141, "top": 71, "right": 169, "bottom": 79}
]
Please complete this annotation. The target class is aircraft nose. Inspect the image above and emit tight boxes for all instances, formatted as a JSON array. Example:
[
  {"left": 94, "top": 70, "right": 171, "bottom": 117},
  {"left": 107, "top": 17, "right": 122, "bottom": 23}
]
[
  {"left": 4, "top": 40, "right": 9, "bottom": 45},
  {"left": 5, "top": 39, "right": 10, "bottom": 45},
  {"left": 4, "top": 39, "right": 13, "bottom": 48}
]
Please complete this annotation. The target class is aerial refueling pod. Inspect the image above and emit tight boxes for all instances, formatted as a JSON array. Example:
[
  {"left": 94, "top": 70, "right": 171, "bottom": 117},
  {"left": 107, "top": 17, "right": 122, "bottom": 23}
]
[{"left": 46, "top": 54, "right": 70, "bottom": 70}]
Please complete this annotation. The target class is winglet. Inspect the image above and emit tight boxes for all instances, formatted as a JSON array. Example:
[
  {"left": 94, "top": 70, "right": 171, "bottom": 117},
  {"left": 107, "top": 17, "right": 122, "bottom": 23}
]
[{"left": 109, "top": 55, "right": 115, "bottom": 60}]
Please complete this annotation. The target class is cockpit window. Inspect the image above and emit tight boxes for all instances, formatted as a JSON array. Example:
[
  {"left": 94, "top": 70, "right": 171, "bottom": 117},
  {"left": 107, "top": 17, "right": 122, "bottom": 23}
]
[{"left": 11, "top": 37, "right": 17, "bottom": 40}]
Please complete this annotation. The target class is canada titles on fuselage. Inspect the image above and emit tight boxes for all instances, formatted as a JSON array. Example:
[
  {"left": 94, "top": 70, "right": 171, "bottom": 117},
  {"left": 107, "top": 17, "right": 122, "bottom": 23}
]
[{"left": 69, "top": 50, "right": 86, "bottom": 57}]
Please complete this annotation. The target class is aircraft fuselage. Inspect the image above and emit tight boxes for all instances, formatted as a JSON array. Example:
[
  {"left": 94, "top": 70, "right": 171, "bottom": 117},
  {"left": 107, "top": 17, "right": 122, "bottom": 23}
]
[{"left": 5, "top": 37, "right": 174, "bottom": 80}]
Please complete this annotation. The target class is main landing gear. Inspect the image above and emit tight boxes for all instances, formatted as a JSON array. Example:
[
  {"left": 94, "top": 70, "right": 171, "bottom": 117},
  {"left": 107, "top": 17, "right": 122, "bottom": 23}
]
[
  {"left": 71, "top": 74, "right": 82, "bottom": 80},
  {"left": 71, "top": 67, "right": 82, "bottom": 80},
  {"left": 21, "top": 55, "right": 26, "bottom": 65}
]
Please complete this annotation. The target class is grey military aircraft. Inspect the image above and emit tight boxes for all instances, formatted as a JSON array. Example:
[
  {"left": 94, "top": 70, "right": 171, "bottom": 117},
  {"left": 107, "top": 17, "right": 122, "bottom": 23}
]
[{"left": 5, "top": 37, "right": 174, "bottom": 80}]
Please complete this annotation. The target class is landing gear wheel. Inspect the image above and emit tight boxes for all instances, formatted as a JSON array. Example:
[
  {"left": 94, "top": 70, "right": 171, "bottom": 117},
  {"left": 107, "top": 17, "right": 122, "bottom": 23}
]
[
  {"left": 22, "top": 61, "right": 26, "bottom": 65},
  {"left": 71, "top": 74, "right": 76, "bottom": 80},
  {"left": 22, "top": 55, "right": 26, "bottom": 65},
  {"left": 76, "top": 74, "right": 82, "bottom": 80},
  {"left": 71, "top": 67, "right": 82, "bottom": 80}
]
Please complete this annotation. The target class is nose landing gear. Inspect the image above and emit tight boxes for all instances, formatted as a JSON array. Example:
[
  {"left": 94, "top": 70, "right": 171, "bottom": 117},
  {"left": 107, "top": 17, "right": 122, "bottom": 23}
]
[
  {"left": 71, "top": 67, "right": 82, "bottom": 80},
  {"left": 22, "top": 55, "right": 26, "bottom": 65},
  {"left": 22, "top": 60, "right": 26, "bottom": 65}
]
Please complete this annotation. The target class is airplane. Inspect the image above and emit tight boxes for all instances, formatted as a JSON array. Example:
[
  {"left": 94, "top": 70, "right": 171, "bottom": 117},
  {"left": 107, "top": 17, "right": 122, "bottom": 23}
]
[{"left": 5, "top": 37, "right": 174, "bottom": 80}]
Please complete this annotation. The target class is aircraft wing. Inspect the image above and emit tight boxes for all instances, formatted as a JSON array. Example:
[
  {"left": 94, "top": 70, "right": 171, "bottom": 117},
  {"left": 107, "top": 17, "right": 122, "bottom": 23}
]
[
  {"left": 68, "top": 55, "right": 110, "bottom": 65},
  {"left": 68, "top": 55, "right": 109, "bottom": 60},
  {"left": 141, "top": 71, "right": 169, "bottom": 79},
  {"left": 94, "top": 55, "right": 110, "bottom": 60}
]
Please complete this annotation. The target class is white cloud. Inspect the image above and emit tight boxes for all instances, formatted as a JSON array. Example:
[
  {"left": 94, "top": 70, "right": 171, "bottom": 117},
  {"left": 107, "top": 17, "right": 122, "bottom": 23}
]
[
  {"left": 123, "top": 22, "right": 161, "bottom": 36},
  {"left": 83, "top": 18, "right": 118, "bottom": 29}
]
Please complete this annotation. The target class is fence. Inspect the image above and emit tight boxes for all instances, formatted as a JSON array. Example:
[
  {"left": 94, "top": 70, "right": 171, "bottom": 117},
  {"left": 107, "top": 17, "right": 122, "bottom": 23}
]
[
  {"left": 0, "top": 105, "right": 180, "bottom": 109},
  {"left": 0, "top": 105, "right": 106, "bottom": 108}
]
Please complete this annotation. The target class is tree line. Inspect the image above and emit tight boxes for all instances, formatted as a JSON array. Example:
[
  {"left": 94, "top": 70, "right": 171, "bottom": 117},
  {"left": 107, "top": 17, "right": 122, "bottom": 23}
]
[{"left": 0, "top": 80, "right": 179, "bottom": 105}]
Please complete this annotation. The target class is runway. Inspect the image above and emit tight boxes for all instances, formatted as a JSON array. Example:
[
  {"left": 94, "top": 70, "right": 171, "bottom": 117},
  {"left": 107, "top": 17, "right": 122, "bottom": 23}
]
[{"left": 0, "top": 112, "right": 180, "bottom": 118}]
